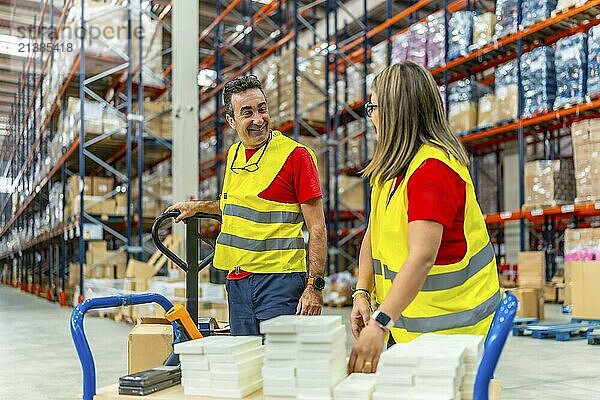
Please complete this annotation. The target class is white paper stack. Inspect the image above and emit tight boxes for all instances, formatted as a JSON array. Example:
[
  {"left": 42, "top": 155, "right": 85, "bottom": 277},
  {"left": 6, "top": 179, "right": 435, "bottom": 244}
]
[
  {"left": 296, "top": 316, "right": 348, "bottom": 400},
  {"left": 260, "top": 315, "right": 349, "bottom": 400},
  {"left": 261, "top": 315, "right": 300, "bottom": 400},
  {"left": 374, "top": 338, "right": 466, "bottom": 400},
  {"left": 413, "top": 334, "right": 484, "bottom": 400},
  {"left": 334, "top": 373, "right": 377, "bottom": 400},
  {"left": 174, "top": 336, "right": 264, "bottom": 398}
]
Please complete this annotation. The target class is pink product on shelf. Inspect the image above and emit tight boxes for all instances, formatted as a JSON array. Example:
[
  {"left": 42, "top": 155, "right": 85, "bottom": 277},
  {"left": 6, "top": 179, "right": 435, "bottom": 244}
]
[
  {"left": 427, "top": 13, "right": 445, "bottom": 69},
  {"left": 565, "top": 250, "right": 600, "bottom": 261},
  {"left": 407, "top": 23, "right": 428, "bottom": 67},
  {"left": 391, "top": 31, "right": 410, "bottom": 64}
]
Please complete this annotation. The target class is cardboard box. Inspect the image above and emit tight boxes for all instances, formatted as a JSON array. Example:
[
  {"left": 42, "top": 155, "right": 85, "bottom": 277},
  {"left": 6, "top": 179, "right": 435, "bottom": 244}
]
[
  {"left": 449, "top": 101, "right": 477, "bottom": 133},
  {"left": 543, "top": 283, "right": 557, "bottom": 303},
  {"left": 128, "top": 317, "right": 173, "bottom": 374},
  {"left": 86, "top": 241, "right": 108, "bottom": 265},
  {"left": 513, "top": 288, "right": 544, "bottom": 319},
  {"left": 564, "top": 261, "right": 572, "bottom": 305},
  {"left": 518, "top": 251, "right": 545, "bottom": 289},
  {"left": 68, "top": 175, "right": 93, "bottom": 196},
  {"left": 338, "top": 176, "right": 366, "bottom": 211},
  {"left": 92, "top": 177, "right": 114, "bottom": 196},
  {"left": 570, "top": 261, "right": 600, "bottom": 319},
  {"left": 477, "top": 94, "right": 496, "bottom": 128},
  {"left": 496, "top": 84, "right": 518, "bottom": 121},
  {"left": 199, "top": 301, "right": 229, "bottom": 322}
]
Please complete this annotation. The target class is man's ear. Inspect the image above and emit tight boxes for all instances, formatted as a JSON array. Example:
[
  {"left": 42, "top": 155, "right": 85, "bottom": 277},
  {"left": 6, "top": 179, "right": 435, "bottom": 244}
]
[{"left": 225, "top": 113, "right": 236, "bottom": 130}]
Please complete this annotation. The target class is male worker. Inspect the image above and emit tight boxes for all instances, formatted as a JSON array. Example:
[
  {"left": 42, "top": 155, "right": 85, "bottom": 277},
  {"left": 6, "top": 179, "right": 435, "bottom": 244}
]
[{"left": 167, "top": 75, "right": 327, "bottom": 335}]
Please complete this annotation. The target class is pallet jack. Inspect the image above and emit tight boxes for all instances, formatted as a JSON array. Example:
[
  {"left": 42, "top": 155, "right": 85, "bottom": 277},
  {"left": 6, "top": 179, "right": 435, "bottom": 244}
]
[{"left": 70, "top": 211, "right": 221, "bottom": 400}]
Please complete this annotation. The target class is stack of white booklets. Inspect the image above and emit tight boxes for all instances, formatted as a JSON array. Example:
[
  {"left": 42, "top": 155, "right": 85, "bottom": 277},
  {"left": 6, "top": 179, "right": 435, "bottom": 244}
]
[
  {"left": 260, "top": 315, "right": 348, "bottom": 400},
  {"left": 413, "top": 334, "right": 484, "bottom": 400},
  {"left": 174, "top": 336, "right": 264, "bottom": 398},
  {"left": 334, "top": 373, "right": 377, "bottom": 400},
  {"left": 374, "top": 337, "right": 466, "bottom": 400}
]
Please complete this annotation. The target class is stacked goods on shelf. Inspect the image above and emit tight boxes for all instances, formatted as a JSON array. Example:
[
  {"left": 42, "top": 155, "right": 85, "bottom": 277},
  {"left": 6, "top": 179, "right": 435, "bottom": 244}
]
[
  {"left": 521, "top": 46, "right": 556, "bottom": 117},
  {"left": 407, "top": 22, "right": 428, "bottom": 66},
  {"left": 371, "top": 41, "right": 388, "bottom": 74},
  {"left": 334, "top": 373, "right": 377, "bottom": 400},
  {"left": 494, "top": 60, "right": 518, "bottom": 122},
  {"left": 260, "top": 315, "right": 347, "bottom": 399},
  {"left": 470, "top": 12, "right": 495, "bottom": 51},
  {"left": 494, "top": 0, "right": 518, "bottom": 39},
  {"left": 48, "top": 184, "right": 64, "bottom": 230},
  {"left": 554, "top": 0, "right": 586, "bottom": 13},
  {"left": 134, "top": 101, "right": 172, "bottom": 138},
  {"left": 553, "top": 33, "right": 587, "bottom": 109},
  {"left": 65, "top": 175, "right": 120, "bottom": 217},
  {"left": 477, "top": 92, "right": 496, "bottom": 128},
  {"left": 426, "top": 11, "right": 445, "bottom": 69},
  {"left": 391, "top": 30, "right": 411, "bottom": 64},
  {"left": 448, "top": 79, "right": 478, "bottom": 133},
  {"left": 278, "top": 48, "right": 326, "bottom": 124},
  {"left": 412, "top": 334, "right": 484, "bottom": 400},
  {"left": 264, "top": 58, "right": 280, "bottom": 125},
  {"left": 448, "top": 11, "right": 473, "bottom": 60},
  {"left": 513, "top": 251, "right": 546, "bottom": 318},
  {"left": 522, "top": 0, "right": 558, "bottom": 28},
  {"left": 588, "top": 25, "right": 600, "bottom": 97},
  {"left": 571, "top": 119, "right": 600, "bottom": 203},
  {"left": 174, "top": 336, "right": 264, "bottom": 397},
  {"left": 131, "top": 159, "right": 171, "bottom": 217},
  {"left": 374, "top": 335, "right": 478, "bottom": 400},
  {"left": 523, "top": 159, "right": 575, "bottom": 208}
]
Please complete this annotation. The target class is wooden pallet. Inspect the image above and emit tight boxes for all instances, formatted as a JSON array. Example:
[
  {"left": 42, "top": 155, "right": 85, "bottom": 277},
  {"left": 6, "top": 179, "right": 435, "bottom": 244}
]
[
  {"left": 588, "top": 330, "right": 600, "bottom": 345},
  {"left": 575, "top": 197, "right": 600, "bottom": 205},
  {"left": 522, "top": 201, "right": 569, "bottom": 210},
  {"left": 551, "top": 1, "right": 581, "bottom": 17}
]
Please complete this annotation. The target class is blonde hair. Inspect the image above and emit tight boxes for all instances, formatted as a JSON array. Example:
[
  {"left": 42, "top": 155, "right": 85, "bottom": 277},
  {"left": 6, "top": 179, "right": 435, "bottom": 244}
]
[{"left": 362, "top": 62, "right": 469, "bottom": 185}]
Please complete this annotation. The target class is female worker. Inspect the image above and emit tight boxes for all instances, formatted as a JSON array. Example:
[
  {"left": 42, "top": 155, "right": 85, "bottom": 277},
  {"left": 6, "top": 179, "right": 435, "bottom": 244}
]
[{"left": 348, "top": 62, "right": 500, "bottom": 373}]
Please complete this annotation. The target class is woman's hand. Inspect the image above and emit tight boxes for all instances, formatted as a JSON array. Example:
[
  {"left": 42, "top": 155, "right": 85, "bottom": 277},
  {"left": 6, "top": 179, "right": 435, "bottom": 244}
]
[
  {"left": 350, "top": 295, "right": 371, "bottom": 339},
  {"left": 347, "top": 322, "right": 386, "bottom": 374}
]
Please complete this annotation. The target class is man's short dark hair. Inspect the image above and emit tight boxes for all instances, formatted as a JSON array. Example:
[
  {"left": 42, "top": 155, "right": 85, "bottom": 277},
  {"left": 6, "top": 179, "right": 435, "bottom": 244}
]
[{"left": 222, "top": 75, "right": 266, "bottom": 118}]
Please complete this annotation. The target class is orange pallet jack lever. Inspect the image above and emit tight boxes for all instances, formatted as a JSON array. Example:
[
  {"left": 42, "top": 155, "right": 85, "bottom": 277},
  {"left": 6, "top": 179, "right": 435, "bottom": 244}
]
[{"left": 165, "top": 304, "right": 203, "bottom": 340}]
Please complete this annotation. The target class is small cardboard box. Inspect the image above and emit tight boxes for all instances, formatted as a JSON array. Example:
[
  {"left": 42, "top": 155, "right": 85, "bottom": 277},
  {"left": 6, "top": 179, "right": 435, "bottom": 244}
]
[
  {"left": 92, "top": 176, "right": 114, "bottom": 196},
  {"left": 543, "top": 283, "right": 556, "bottom": 303},
  {"left": 518, "top": 251, "right": 545, "bottom": 289},
  {"left": 68, "top": 175, "right": 93, "bottom": 196},
  {"left": 128, "top": 317, "right": 173, "bottom": 374},
  {"left": 570, "top": 261, "right": 600, "bottom": 320},
  {"left": 513, "top": 288, "right": 544, "bottom": 319}
]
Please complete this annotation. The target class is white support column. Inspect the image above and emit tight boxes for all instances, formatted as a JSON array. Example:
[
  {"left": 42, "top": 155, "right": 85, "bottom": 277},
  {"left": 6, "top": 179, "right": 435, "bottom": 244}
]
[
  {"left": 503, "top": 142, "right": 528, "bottom": 264},
  {"left": 172, "top": 0, "right": 199, "bottom": 238}
]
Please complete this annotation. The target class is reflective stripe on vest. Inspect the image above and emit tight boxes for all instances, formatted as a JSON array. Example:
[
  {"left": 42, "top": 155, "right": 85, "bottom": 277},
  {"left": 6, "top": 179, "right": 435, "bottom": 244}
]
[
  {"left": 394, "top": 291, "right": 500, "bottom": 333},
  {"left": 223, "top": 204, "right": 303, "bottom": 224},
  {"left": 217, "top": 233, "right": 305, "bottom": 252},
  {"left": 373, "top": 242, "right": 495, "bottom": 292}
]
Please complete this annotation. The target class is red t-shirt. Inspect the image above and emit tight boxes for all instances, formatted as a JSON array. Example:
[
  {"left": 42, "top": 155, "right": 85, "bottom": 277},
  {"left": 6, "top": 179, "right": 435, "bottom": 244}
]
[
  {"left": 392, "top": 158, "right": 467, "bottom": 265},
  {"left": 227, "top": 146, "right": 322, "bottom": 280}
]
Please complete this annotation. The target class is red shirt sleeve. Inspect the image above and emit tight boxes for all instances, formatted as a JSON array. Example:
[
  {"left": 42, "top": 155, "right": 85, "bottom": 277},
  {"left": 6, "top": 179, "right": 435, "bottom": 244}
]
[
  {"left": 406, "top": 158, "right": 465, "bottom": 228},
  {"left": 259, "top": 147, "right": 323, "bottom": 204}
]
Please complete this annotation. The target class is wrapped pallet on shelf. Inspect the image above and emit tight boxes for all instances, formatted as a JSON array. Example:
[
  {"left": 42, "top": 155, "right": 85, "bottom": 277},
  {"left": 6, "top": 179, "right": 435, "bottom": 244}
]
[
  {"left": 494, "top": 0, "right": 518, "bottom": 39},
  {"left": 521, "top": 46, "right": 556, "bottom": 117},
  {"left": 523, "top": 159, "right": 575, "bottom": 208},
  {"left": 571, "top": 119, "right": 600, "bottom": 203},
  {"left": 391, "top": 29, "right": 411, "bottom": 64},
  {"left": 448, "top": 11, "right": 473, "bottom": 60},
  {"left": 448, "top": 78, "right": 478, "bottom": 133},
  {"left": 407, "top": 22, "right": 428, "bottom": 66},
  {"left": 553, "top": 32, "right": 587, "bottom": 110},
  {"left": 470, "top": 12, "right": 495, "bottom": 51},
  {"left": 587, "top": 25, "right": 600, "bottom": 98},
  {"left": 370, "top": 41, "right": 388, "bottom": 74},
  {"left": 426, "top": 11, "right": 445, "bottom": 69},
  {"left": 278, "top": 48, "right": 325, "bottom": 124},
  {"left": 494, "top": 59, "right": 518, "bottom": 121},
  {"left": 522, "top": 0, "right": 558, "bottom": 28}
]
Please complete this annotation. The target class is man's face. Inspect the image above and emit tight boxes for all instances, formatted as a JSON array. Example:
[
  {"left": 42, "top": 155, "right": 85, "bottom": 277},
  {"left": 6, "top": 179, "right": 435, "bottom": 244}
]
[{"left": 226, "top": 88, "right": 271, "bottom": 148}]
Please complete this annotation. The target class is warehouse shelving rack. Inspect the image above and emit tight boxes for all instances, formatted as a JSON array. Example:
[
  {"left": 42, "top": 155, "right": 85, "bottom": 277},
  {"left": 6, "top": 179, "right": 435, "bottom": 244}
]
[{"left": 0, "top": 0, "right": 174, "bottom": 304}]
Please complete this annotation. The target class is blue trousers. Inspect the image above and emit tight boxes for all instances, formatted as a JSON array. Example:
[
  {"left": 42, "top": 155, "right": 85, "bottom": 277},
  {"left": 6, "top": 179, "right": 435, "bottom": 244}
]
[{"left": 225, "top": 272, "right": 307, "bottom": 336}]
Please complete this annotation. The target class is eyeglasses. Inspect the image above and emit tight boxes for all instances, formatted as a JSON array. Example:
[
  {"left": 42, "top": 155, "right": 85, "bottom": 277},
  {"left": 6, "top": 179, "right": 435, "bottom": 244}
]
[
  {"left": 229, "top": 132, "right": 272, "bottom": 174},
  {"left": 365, "top": 101, "right": 378, "bottom": 118}
]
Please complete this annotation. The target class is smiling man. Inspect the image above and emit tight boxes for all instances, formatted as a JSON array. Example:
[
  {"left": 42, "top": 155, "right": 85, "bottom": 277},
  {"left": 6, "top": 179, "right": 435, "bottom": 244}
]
[{"left": 167, "top": 75, "right": 327, "bottom": 335}]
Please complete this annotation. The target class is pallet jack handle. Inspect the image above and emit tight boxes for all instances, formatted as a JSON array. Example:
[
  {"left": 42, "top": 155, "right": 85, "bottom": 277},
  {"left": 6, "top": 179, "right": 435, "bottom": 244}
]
[{"left": 151, "top": 211, "right": 222, "bottom": 327}]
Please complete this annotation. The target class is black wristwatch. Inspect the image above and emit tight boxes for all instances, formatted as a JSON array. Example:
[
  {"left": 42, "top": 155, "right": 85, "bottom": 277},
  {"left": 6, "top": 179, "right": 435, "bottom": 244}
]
[{"left": 307, "top": 275, "right": 326, "bottom": 290}]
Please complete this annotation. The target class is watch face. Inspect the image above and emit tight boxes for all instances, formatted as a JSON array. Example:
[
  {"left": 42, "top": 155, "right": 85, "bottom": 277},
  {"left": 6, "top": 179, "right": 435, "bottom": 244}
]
[
  {"left": 375, "top": 311, "right": 392, "bottom": 327},
  {"left": 313, "top": 276, "right": 326, "bottom": 290}
]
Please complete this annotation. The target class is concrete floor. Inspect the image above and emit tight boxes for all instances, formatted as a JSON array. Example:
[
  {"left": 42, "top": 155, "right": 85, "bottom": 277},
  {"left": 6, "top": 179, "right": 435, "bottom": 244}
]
[{"left": 1, "top": 284, "right": 599, "bottom": 400}]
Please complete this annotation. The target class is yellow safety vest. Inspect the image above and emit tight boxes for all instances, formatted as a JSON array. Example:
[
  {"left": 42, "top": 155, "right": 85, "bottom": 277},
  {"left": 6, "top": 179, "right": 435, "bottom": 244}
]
[
  {"left": 213, "top": 131, "right": 316, "bottom": 274},
  {"left": 370, "top": 142, "right": 500, "bottom": 343}
]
